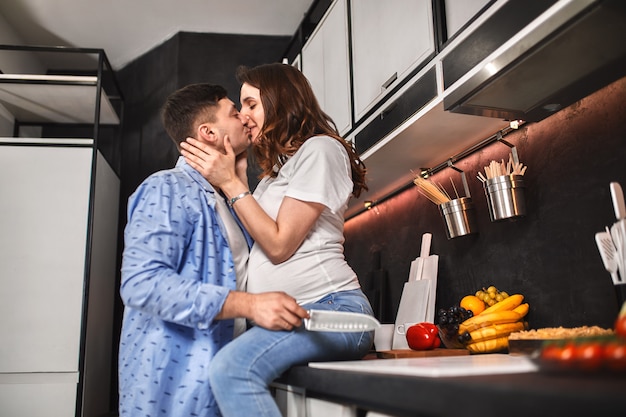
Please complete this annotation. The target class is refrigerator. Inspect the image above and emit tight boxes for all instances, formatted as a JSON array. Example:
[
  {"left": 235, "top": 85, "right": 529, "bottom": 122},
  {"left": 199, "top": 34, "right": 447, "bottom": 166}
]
[{"left": 0, "top": 138, "right": 119, "bottom": 417}]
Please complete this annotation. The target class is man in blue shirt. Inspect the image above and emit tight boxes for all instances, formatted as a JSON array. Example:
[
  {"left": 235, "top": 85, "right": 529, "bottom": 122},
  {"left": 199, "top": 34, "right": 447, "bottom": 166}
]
[{"left": 118, "top": 83, "right": 308, "bottom": 417}]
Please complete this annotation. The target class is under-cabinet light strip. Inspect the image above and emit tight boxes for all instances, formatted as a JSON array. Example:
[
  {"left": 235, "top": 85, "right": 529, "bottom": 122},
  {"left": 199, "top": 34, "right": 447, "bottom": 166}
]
[
  {"left": 0, "top": 74, "right": 98, "bottom": 85},
  {"left": 347, "top": 123, "right": 522, "bottom": 221},
  {"left": 422, "top": 124, "right": 518, "bottom": 178}
]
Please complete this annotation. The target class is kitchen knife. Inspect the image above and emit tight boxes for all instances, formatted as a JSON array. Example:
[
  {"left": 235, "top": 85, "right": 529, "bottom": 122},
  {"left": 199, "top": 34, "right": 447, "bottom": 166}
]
[
  {"left": 610, "top": 182, "right": 626, "bottom": 219},
  {"left": 304, "top": 309, "right": 380, "bottom": 332}
]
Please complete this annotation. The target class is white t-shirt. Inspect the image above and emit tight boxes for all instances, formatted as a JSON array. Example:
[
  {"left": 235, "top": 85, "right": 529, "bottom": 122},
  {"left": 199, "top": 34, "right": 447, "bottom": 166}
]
[{"left": 247, "top": 135, "right": 361, "bottom": 305}]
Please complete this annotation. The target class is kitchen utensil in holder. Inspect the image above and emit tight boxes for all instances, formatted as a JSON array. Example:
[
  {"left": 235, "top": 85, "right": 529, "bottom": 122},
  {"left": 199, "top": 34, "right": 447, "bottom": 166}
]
[
  {"left": 483, "top": 138, "right": 527, "bottom": 222},
  {"left": 484, "top": 174, "right": 526, "bottom": 221},
  {"left": 438, "top": 163, "right": 478, "bottom": 239}
]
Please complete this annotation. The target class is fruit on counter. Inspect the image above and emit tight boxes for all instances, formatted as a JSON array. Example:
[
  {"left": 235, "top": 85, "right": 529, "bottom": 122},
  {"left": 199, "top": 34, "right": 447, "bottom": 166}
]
[
  {"left": 460, "top": 295, "right": 485, "bottom": 316},
  {"left": 480, "top": 293, "right": 524, "bottom": 315},
  {"left": 615, "top": 301, "right": 626, "bottom": 337},
  {"left": 540, "top": 342, "right": 575, "bottom": 365},
  {"left": 458, "top": 286, "right": 512, "bottom": 315},
  {"left": 574, "top": 342, "right": 604, "bottom": 371},
  {"left": 436, "top": 306, "right": 474, "bottom": 348},
  {"left": 475, "top": 286, "right": 510, "bottom": 307},
  {"left": 457, "top": 293, "right": 529, "bottom": 353},
  {"left": 437, "top": 306, "right": 472, "bottom": 331},
  {"left": 538, "top": 336, "right": 626, "bottom": 373},
  {"left": 458, "top": 310, "right": 523, "bottom": 334},
  {"left": 604, "top": 340, "right": 626, "bottom": 371},
  {"left": 437, "top": 293, "right": 528, "bottom": 352},
  {"left": 512, "top": 303, "right": 529, "bottom": 317},
  {"left": 466, "top": 321, "right": 526, "bottom": 344},
  {"left": 406, "top": 322, "right": 441, "bottom": 350},
  {"left": 465, "top": 335, "right": 510, "bottom": 354}
]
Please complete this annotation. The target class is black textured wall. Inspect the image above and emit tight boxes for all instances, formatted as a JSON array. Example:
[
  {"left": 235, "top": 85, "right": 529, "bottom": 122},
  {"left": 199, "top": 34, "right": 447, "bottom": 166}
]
[
  {"left": 116, "top": 32, "right": 289, "bottom": 201},
  {"left": 346, "top": 76, "right": 626, "bottom": 330}
]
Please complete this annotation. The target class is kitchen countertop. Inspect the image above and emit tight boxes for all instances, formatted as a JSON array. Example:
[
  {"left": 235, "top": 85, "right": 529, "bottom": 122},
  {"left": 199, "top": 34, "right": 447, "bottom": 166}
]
[{"left": 277, "top": 354, "right": 626, "bottom": 417}]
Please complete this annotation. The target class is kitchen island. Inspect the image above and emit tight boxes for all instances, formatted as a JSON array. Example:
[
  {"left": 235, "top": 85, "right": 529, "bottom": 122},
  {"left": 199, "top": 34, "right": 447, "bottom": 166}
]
[{"left": 275, "top": 355, "right": 626, "bottom": 417}]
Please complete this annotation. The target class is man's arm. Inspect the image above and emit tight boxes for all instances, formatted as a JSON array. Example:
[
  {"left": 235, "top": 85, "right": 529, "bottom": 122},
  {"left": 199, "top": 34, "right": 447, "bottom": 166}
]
[{"left": 217, "top": 291, "right": 309, "bottom": 331}]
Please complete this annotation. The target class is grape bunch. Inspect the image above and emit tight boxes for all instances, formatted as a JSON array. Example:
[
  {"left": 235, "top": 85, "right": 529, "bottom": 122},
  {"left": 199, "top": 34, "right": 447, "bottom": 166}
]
[
  {"left": 437, "top": 305, "right": 473, "bottom": 347},
  {"left": 475, "top": 285, "right": 509, "bottom": 307}
]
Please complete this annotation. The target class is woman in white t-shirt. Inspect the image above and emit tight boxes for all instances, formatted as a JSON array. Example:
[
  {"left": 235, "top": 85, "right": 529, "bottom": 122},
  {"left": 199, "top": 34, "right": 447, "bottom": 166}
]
[{"left": 181, "top": 63, "right": 374, "bottom": 417}]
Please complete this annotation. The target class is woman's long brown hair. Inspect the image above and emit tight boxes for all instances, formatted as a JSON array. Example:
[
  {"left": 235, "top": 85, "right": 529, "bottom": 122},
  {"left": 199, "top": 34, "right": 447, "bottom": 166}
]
[{"left": 236, "top": 63, "right": 367, "bottom": 198}]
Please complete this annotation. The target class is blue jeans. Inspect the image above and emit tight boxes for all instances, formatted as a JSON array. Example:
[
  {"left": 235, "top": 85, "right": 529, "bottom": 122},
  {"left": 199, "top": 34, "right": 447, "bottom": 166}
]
[{"left": 208, "top": 289, "right": 374, "bottom": 416}]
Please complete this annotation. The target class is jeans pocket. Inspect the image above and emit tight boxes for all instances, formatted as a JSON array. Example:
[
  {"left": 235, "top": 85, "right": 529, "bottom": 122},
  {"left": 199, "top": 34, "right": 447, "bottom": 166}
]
[
  {"left": 307, "top": 289, "right": 374, "bottom": 317},
  {"left": 335, "top": 289, "right": 374, "bottom": 316}
]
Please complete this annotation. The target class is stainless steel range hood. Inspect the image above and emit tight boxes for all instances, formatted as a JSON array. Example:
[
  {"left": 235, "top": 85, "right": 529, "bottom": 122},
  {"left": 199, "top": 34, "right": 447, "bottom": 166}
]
[{"left": 443, "top": 0, "right": 626, "bottom": 122}]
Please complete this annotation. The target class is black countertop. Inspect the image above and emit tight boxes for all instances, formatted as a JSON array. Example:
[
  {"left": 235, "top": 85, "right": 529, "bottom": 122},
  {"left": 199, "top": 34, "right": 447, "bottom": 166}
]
[{"left": 278, "top": 360, "right": 626, "bottom": 417}]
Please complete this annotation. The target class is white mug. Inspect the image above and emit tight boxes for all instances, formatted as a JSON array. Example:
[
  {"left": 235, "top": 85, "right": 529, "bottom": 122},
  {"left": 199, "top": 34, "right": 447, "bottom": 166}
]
[
  {"left": 396, "top": 322, "right": 419, "bottom": 335},
  {"left": 373, "top": 324, "right": 394, "bottom": 351}
]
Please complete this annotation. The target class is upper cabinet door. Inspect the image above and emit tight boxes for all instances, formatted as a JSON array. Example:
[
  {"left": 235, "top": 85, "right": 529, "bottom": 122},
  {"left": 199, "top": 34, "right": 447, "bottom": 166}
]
[
  {"left": 444, "top": 0, "right": 492, "bottom": 39},
  {"left": 351, "top": 0, "right": 435, "bottom": 122},
  {"left": 301, "top": 0, "right": 351, "bottom": 135}
]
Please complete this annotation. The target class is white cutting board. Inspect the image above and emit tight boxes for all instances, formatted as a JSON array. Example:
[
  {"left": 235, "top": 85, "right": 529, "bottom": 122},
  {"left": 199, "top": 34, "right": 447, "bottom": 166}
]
[
  {"left": 392, "top": 280, "right": 430, "bottom": 349},
  {"left": 309, "top": 354, "right": 538, "bottom": 377},
  {"left": 420, "top": 255, "right": 439, "bottom": 323}
]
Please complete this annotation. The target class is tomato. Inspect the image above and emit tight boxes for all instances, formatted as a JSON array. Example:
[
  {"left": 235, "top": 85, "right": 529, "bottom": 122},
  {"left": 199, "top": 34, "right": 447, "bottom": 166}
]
[
  {"left": 558, "top": 343, "right": 576, "bottom": 363},
  {"left": 540, "top": 335, "right": 626, "bottom": 373},
  {"left": 406, "top": 322, "right": 440, "bottom": 350},
  {"left": 604, "top": 341, "right": 626, "bottom": 371},
  {"left": 540, "top": 344, "right": 563, "bottom": 362},
  {"left": 574, "top": 342, "right": 604, "bottom": 371},
  {"left": 539, "top": 343, "right": 575, "bottom": 370}
]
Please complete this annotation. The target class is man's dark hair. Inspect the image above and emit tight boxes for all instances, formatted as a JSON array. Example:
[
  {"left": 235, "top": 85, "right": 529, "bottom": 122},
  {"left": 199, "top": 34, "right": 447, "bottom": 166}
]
[{"left": 162, "top": 83, "right": 228, "bottom": 147}]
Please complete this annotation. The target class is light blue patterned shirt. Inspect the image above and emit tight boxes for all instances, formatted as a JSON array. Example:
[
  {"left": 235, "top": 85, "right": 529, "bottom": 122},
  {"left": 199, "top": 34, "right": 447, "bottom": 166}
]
[{"left": 119, "top": 157, "right": 250, "bottom": 417}]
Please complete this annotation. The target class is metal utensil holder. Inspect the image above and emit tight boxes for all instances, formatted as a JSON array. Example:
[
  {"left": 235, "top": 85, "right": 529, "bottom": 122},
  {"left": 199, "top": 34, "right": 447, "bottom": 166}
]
[
  {"left": 483, "top": 137, "right": 527, "bottom": 222},
  {"left": 438, "top": 163, "right": 478, "bottom": 239}
]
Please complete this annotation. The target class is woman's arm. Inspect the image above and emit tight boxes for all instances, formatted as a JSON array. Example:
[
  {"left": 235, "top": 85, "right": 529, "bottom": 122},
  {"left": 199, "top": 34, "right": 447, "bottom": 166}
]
[
  {"left": 230, "top": 191, "right": 324, "bottom": 263},
  {"left": 181, "top": 137, "right": 324, "bottom": 263}
]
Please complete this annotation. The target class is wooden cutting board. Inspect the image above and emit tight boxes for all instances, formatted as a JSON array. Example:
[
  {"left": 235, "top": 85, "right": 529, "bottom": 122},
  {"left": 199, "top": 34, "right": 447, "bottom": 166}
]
[{"left": 377, "top": 348, "right": 469, "bottom": 359}]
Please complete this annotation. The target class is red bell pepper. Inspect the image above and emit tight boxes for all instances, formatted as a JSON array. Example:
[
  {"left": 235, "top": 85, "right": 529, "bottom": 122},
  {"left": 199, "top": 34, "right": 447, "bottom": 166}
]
[{"left": 406, "top": 322, "right": 441, "bottom": 350}]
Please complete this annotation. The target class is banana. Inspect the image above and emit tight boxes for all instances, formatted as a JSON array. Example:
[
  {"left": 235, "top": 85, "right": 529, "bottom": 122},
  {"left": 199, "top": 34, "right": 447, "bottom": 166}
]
[
  {"left": 480, "top": 294, "right": 524, "bottom": 315},
  {"left": 512, "top": 303, "right": 529, "bottom": 318},
  {"left": 468, "top": 321, "right": 526, "bottom": 343},
  {"left": 459, "top": 310, "right": 522, "bottom": 333},
  {"left": 466, "top": 335, "right": 510, "bottom": 353}
]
